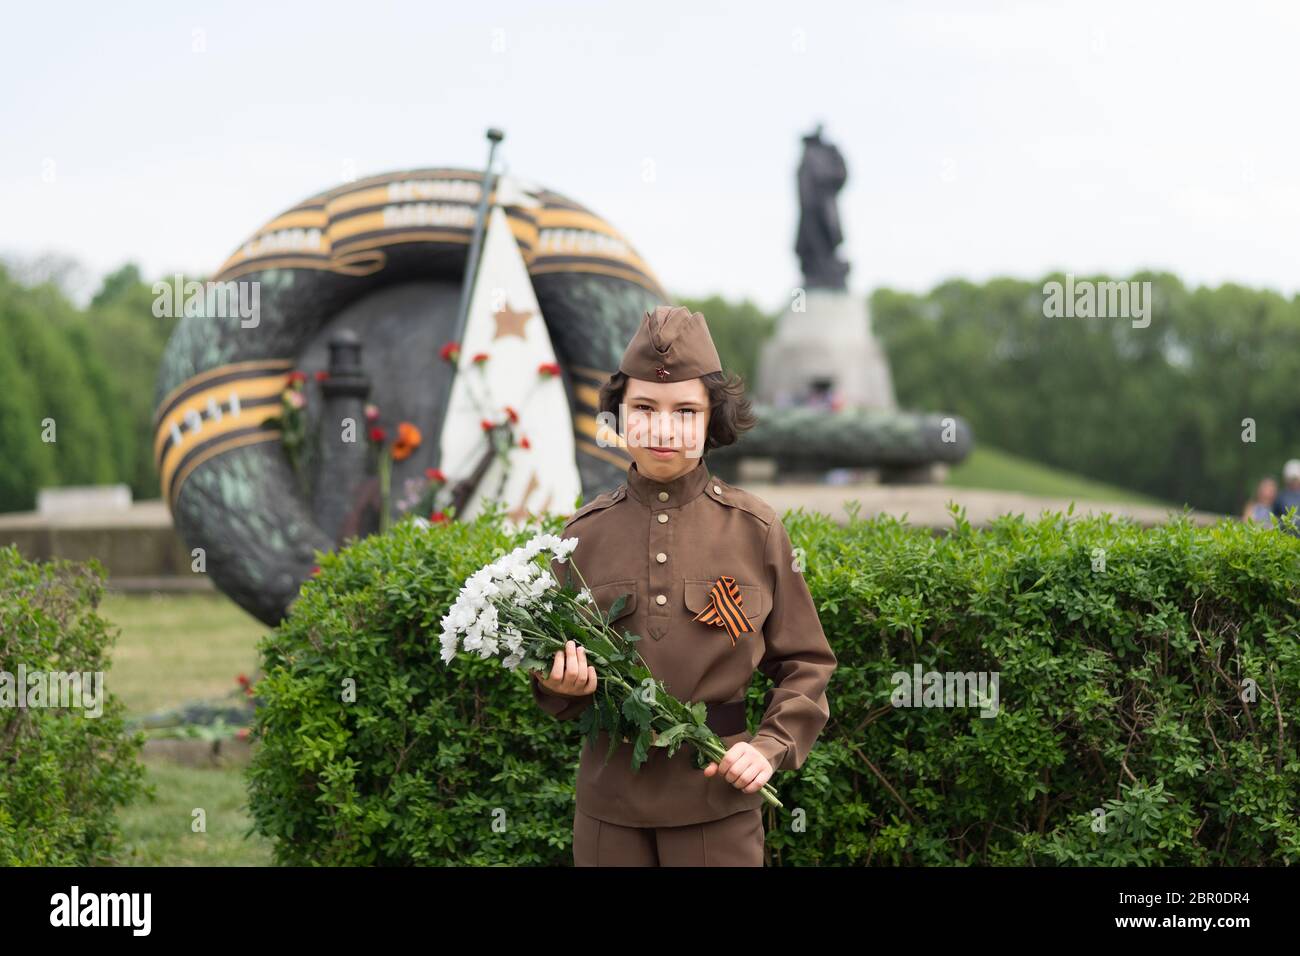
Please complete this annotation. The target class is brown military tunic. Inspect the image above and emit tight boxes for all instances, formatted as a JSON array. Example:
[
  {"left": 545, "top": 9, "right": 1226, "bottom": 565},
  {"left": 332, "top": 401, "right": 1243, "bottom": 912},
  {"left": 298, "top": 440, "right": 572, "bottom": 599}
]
[{"left": 531, "top": 456, "right": 838, "bottom": 828}]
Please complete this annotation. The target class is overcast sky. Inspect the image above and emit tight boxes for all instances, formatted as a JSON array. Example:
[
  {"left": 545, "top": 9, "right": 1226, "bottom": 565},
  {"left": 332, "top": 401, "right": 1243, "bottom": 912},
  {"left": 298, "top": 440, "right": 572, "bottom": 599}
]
[{"left": 3, "top": 0, "right": 1298, "bottom": 309}]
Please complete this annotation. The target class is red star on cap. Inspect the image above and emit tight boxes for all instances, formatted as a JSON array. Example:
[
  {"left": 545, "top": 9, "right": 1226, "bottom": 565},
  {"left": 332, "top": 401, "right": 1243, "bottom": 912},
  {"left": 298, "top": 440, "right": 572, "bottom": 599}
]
[{"left": 654, "top": 364, "right": 670, "bottom": 380}]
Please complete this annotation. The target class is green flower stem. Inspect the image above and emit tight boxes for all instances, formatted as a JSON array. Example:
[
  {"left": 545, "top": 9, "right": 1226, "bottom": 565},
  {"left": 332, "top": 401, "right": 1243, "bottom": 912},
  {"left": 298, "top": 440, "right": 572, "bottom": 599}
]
[
  {"left": 378, "top": 451, "right": 392, "bottom": 534},
  {"left": 521, "top": 558, "right": 783, "bottom": 809}
]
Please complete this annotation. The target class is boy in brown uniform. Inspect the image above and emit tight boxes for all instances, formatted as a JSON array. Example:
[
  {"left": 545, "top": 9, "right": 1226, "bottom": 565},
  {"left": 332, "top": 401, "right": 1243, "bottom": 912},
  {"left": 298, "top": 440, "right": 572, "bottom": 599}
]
[{"left": 530, "top": 305, "right": 838, "bottom": 866}]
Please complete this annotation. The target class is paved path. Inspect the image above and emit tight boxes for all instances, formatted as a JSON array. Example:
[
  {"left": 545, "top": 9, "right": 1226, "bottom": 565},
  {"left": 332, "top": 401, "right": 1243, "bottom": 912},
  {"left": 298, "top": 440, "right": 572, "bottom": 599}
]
[{"left": 743, "top": 482, "right": 1222, "bottom": 529}]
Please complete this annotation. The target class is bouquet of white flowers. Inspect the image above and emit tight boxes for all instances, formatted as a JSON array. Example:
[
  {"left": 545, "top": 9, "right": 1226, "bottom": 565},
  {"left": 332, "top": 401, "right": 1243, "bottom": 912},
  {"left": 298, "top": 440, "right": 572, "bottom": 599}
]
[{"left": 439, "top": 532, "right": 782, "bottom": 808}]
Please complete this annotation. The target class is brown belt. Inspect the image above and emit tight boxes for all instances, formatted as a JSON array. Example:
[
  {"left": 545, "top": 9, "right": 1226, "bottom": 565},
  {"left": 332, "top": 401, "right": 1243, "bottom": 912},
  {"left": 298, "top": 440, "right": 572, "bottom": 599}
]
[
  {"left": 704, "top": 699, "right": 748, "bottom": 737},
  {"left": 619, "top": 700, "right": 748, "bottom": 743}
]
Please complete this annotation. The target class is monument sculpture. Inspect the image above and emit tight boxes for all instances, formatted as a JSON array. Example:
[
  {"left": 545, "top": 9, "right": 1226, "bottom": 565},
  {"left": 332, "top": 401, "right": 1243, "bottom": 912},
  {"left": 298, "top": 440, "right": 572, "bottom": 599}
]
[
  {"left": 757, "top": 124, "right": 906, "bottom": 418},
  {"left": 154, "top": 140, "right": 970, "bottom": 627},
  {"left": 153, "top": 165, "right": 666, "bottom": 625},
  {"left": 795, "top": 123, "right": 850, "bottom": 291}
]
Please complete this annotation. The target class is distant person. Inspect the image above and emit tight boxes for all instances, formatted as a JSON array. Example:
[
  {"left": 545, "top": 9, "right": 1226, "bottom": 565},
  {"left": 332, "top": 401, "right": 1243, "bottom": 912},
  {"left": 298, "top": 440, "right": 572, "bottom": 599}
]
[
  {"left": 805, "top": 380, "right": 836, "bottom": 411},
  {"left": 1271, "top": 459, "right": 1300, "bottom": 535},
  {"left": 804, "top": 379, "right": 846, "bottom": 413},
  {"left": 1242, "top": 476, "right": 1278, "bottom": 523}
]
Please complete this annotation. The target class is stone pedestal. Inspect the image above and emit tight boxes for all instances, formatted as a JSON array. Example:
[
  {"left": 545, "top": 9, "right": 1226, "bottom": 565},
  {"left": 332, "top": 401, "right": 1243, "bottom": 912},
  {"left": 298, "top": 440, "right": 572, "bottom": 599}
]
[{"left": 755, "top": 288, "right": 896, "bottom": 412}]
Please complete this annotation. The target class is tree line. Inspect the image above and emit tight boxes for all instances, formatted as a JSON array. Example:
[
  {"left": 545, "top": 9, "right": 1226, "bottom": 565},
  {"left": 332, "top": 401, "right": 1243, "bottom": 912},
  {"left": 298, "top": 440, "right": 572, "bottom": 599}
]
[
  {"left": 0, "top": 268, "right": 1293, "bottom": 515},
  {"left": 0, "top": 263, "right": 170, "bottom": 512},
  {"left": 868, "top": 272, "right": 1300, "bottom": 514}
]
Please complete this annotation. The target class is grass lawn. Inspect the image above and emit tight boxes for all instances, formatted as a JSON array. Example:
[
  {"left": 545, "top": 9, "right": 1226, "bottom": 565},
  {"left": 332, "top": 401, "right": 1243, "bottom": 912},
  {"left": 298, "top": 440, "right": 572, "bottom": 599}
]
[
  {"left": 98, "top": 591, "right": 275, "bottom": 865},
  {"left": 115, "top": 760, "right": 274, "bottom": 866},
  {"left": 945, "top": 446, "right": 1169, "bottom": 506},
  {"left": 100, "top": 591, "right": 269, "bottom": 715}
]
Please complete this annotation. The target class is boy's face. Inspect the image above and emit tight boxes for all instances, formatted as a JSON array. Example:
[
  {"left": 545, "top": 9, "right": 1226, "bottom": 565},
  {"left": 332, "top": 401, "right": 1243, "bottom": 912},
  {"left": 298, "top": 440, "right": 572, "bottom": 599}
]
[{"left": 621, "top": 376, "right": 711, "bottom": 479}]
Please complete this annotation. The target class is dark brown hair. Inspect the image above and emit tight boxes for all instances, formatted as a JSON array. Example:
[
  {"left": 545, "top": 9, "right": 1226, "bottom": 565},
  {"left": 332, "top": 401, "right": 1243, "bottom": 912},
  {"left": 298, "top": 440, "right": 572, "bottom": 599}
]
[{"left": 597, "top": 369, "right": 758, "bottom": 453}]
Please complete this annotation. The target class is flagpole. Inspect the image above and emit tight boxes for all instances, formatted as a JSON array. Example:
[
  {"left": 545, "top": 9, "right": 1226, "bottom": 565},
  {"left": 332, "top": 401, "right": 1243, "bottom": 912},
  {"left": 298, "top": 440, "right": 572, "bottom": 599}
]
[{"left": 431, "top": 127, "right": 504, "bottom": 470}]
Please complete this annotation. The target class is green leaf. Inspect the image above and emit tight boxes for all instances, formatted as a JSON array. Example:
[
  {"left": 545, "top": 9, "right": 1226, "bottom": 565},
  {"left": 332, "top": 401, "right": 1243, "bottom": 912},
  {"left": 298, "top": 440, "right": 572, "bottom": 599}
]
[
  {"left": 651, "top": 723, "right": 688, "bottom": 748},
  {"left": 621, "top": 693, "right": 651, "bottom": 729},
  {"left": 606, "top": 593, "right": 630, "bottom": 623},
  {"left": 630, "top": 728, "right": 651, "bottom": 770}
]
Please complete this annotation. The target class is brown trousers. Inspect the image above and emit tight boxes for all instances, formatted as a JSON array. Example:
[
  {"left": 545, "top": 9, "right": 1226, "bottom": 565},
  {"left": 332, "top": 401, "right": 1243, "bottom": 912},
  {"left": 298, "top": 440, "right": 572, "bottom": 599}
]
[{"left": 572, "top": 806, "right": 765, "bottom": 866}]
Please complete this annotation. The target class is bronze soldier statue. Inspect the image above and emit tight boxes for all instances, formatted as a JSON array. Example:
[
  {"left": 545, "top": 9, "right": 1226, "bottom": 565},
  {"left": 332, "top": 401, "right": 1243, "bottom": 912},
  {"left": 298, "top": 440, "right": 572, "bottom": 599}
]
[{"left": 795, "top": 123, "right": 850, "bottom": 290}]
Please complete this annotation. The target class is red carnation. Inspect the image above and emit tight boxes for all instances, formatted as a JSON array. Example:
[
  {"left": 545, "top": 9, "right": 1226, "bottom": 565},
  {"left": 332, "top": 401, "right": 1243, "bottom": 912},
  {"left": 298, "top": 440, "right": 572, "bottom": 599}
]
[
  {"left": 538, "top": 362, "right": 561, "bottom": 378},
  {"left": 520, "top": 435, "right": 531, "bottom": 450},
  {"left": 503, "top": 405, "right": 519, "bottom": 424},
  {"left": 369, "top": 426, "right": 387, "bottom": 443},
  {"left": 439, "top": 341, "right": 461, "bottom": 363},
  {"left": 314, "top": 370, "right": 329, "bottom": 382},
  {"left": 471, "top": 352, "right": 490, "bottom": 365},
  {"left": 430, "top": 510, "right": 448, "bottom": 523},
  {"left": 480, "top": 419, "right": 494, "bottom": 432},
  {"left": 237, "top": 673, "right": 250, "bottom": 687},
  {"left": 287, "top": 370, "right": 308, "bottom": 386},
  {"left": 424, "top": 467, "right": 446, "bottom": 483}
]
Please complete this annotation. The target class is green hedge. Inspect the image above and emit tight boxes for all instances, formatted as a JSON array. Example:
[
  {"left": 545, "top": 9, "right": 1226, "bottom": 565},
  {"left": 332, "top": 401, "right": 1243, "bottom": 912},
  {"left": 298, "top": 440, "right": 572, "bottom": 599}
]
[
  {"left": 246, "top": 506, "right": 1300, "bottom": 865},
  {"left": 0, "top": 546, "right": 148, "bottom": 865}
]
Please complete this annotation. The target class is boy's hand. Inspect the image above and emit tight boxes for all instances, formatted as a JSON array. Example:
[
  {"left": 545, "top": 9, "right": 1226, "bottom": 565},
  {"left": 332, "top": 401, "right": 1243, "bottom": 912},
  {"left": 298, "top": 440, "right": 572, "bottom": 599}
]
[
  {"left": 702, "top": 741, "right": 775, "bottom": 793},
  {"left": 531, "top": 640, "right": 598, "bottom": 698}
]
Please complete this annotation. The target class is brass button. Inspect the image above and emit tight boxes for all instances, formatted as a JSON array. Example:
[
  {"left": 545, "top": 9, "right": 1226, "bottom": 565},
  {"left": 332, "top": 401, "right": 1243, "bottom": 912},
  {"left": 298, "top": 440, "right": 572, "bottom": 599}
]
[
  {"left": 656, "top": 594, "right": 667, "bottom": 605},
  {"left": 713, "top": 484, "right": 722, "bottom": 494},
  {"left": 657, "top": 513, "right": 668, "bottom": 523},
  {"left": 655, "top": 552, "right": 667, "bottom": 563},
  {"left": 658, "top": 491, "right": 669, "bottom": 501}
]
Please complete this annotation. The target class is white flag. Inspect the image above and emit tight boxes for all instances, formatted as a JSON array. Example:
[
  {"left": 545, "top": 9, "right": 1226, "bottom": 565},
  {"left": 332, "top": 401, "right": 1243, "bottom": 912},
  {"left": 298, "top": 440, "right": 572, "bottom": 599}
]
[{"left": 439, "top": 201, "right": 582, "bottom": 526}]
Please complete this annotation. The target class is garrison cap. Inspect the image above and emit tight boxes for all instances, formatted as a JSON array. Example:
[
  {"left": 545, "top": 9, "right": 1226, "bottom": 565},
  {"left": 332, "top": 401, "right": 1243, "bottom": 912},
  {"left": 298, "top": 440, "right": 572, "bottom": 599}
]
[{"left": 618, "top": 305, "right": 723, "bottom": 382}]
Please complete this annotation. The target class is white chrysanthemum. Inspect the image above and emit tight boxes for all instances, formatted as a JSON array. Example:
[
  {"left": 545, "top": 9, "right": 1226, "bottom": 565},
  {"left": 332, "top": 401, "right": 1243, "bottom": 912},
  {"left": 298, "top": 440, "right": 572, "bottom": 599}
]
[
  {"left": 525, "top": 532, "right": 575, "bottom": 560},
  {"left": 552, "top": 537, "right": 578, "bottom": 563},
  {"left": 492, "top": 550, "right": 523, "bottom": 573},
  {"left": 502, "top": 626, "right": 523, "bottom": 653},
  {"left": 464, "top": 572, "right": 501, "bottom": 604},
  {"left": 576, "top": 588, "right": 594, "bottom": 604},
  {"left": 446, "top": 602, "right": 476, "bottom": 632},
  {"left": 521, "top": 535, "right": 551, "bottom": 557},
  {"left": 462, "top": 621, "right": 484, "bottom": 653},
  {"left": 508, "top": 560, "right": 538, "bottom": 584},
  {"left": 527, "top": 571, "right": 557, "bottom": 599},
  {"left": 477, "top": 632, "right": 500, "bottom": 658},
  {"left": 440, "top": 534, "right": 588, "bottom": 671}
]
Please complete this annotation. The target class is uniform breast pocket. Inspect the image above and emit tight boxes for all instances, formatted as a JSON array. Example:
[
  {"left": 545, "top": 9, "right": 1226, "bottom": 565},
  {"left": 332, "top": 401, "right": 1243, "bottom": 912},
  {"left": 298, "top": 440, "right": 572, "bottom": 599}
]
[
  {"left": 588, "top": 579, "right": 638, "bottom": 628},
  {"left": 683, "top": 578, "right": 767, "bottom": 633}
]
